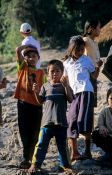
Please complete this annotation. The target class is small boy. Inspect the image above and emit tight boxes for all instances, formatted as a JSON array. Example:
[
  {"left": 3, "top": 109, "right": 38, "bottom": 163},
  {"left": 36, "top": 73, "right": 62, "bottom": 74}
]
[
  {"left": 20, "top": 22, "right": 41, "bottom": 69},
  {"left": 15, "top": 45, "right": 46, "bottom": 168},
  {"left": 27, "top": 60, "right": 74, "bottom": 173},
  {"left": 0, "top": 67, "right": 7, "bottom": 125}
]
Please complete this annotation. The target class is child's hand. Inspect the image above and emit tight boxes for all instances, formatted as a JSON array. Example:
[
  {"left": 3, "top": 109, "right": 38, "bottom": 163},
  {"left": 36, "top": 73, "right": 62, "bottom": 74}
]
[
  {"left": 96, "top": 60, "right": 103, "bottom": 68},
  {"left": 99, "top": 126, "right": 109, "bottom": 137},
  {"left": 60, "top": 76, "right": 68, "bottom": 87},
  {"left": 32, "top": 83, "right": 38, "bottom": 93}
]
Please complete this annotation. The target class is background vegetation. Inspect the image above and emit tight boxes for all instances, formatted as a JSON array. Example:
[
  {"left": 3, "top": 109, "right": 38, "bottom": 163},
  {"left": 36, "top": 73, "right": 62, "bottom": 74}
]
[{"left": 0, "top": 0, "right": 112, "bottom": 63}]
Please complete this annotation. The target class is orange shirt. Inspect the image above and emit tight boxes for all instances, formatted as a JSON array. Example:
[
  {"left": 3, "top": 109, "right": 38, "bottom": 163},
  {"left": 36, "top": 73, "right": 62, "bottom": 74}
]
[{"left": 14, "top": 63, "right": 46, "bottom": 105}]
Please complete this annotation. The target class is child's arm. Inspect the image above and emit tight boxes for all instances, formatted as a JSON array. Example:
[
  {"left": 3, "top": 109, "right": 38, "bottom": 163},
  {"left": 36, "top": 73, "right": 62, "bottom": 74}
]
[
  {"left": 32, "top": 83, "right": 44, "bottom": 104},
  {"left": 98, "top": 109, "right": 109, "bottom": 137},
  {"left": 91, "top": 60, "right": 103, "bottom": 79},
  {"left": 16, "top": 45, "right": 28, "bottom": 62},
  {"left": 91, "top": 66, "right": 100, "bottom": 79},
  {"left": 60, "top": 76, "right": 73, "bottom": 103}
]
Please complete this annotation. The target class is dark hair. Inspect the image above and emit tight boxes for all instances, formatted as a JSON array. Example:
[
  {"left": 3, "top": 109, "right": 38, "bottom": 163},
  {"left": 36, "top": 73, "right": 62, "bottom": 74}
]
[
  {"left": 63, "top": 35, "right": 85, "bottom": 60},
  {"left": 107, "top": 88, "right": 112, "bottom": 103},
  {"left": 83, "top": 20, "right": 100, "bottom": 37},
  {"left": 24, "top": 50, "right": 39, "bottom": 57},
  {"left": 23, "top": 44, "right": 39, "bottom": 58},
  {"left": 47, "top": 59, "right": 64, "bottom": 72}
]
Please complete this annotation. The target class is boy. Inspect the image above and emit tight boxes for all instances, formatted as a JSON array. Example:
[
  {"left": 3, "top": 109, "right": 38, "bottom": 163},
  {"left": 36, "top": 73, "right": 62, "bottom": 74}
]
[
  {"left": 20, "top": 22, "right": 41, "bottom": 69},
  {"left": 15, "top": 45, "right": 46, "bottom": 168},
  {"left": 28, "top": 60, "right": 74, "bottom": 173}
]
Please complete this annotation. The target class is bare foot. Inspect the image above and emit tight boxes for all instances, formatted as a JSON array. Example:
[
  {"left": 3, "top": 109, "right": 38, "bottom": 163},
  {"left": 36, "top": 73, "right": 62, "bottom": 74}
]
[
  {"left": 64, "top": 168, "right": 77, "bottom": 175},
  {"left": 28, "top": 164, "right": 38, "bottom": 173}
]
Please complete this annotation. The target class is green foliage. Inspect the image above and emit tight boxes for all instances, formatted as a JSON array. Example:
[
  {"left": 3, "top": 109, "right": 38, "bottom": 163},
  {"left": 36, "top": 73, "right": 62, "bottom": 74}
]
[
  {"left": 0, "top": 0, "right": 112, "bottom": 61},
  {"left": 0, "top": 0, "right": 22, "bottom": 62}
]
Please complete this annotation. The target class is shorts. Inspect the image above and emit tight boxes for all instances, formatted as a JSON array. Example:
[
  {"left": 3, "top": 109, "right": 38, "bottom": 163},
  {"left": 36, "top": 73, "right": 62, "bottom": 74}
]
[{"left": 67, "top": 91, "right": 94, "bottom": 138}]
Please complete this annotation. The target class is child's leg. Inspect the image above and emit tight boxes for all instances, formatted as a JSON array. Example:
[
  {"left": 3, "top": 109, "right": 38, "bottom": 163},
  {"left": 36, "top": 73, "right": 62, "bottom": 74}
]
[
  {"left": 17, "top": 101, "right": 31, "bottom": 162},
  {"left": 92, "top": 129, "right": 112, "bottom": 152},
  {"left": 17, "top": 101, "right": 42, "bottom": 164},
  {"left": 0, "top": 101, "right": 2, "bottom": 125},
  {"left": 78, "top": 92, "right": 94, "bottom": 159},
  {"left": 68, "top": 138, "right": 81, "bottom": 161},
  {"left": 28, "top": 127, "right": 52, "bottom": 173},
  {"left": 55, "top": 126, "right": 70, "bottom": 168},
  {"left": 84, "top": 133, "right": 92, "bottom": 158},
  {"left": 28, "top": 105, "right": 42, "bottom": 161},
  {"left": 67, "top": 94, "right": 81, "bottom": 161}
]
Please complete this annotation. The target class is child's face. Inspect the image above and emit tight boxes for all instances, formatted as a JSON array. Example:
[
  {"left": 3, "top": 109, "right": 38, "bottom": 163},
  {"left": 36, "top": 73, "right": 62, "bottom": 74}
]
[
  {"left": 48, "top": 65, "right": 63, "bottom": 83},
  {"left": 108, "top": 94, "right": 112, "bottom": 108},
  {"left": 25, "top": 52, "right": 38, "bottom": 67},
  {"left": 74, "top": 45, "right": 85, "bottom": 59}
]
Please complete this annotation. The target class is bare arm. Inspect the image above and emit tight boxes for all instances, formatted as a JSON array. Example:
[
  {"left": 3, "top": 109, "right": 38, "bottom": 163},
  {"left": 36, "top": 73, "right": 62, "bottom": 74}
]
[
  {"left": 16, "top": 45, "right": 28, "bottom": 62},
  {"left": 32, "top": 83, "right": 44, "bottom": 104},
  {"left": 91, "top": 60, "right": 103, "bottom": 79},
  {"left": 60, "top": 76, "right": 73, "bottom": 103},
  {"left": 91, "top": 67, "right": 100, "bottom": 79}
]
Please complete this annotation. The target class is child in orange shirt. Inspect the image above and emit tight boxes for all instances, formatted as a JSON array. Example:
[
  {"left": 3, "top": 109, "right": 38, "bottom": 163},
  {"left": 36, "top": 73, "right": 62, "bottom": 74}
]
[{"left": 15, "top": 45, "right": 46, "bottom": 168}]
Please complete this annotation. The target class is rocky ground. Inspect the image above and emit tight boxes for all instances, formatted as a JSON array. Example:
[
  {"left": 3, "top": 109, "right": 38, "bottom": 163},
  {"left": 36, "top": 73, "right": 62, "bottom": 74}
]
[{"left": 0, "top": 50, "right": 112, "bottom": 175}]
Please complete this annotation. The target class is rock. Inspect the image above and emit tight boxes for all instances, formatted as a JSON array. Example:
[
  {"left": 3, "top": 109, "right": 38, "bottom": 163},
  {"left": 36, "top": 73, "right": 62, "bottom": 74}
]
[{"left": 0, "top": 65, "right": 112, "bottom": 175}]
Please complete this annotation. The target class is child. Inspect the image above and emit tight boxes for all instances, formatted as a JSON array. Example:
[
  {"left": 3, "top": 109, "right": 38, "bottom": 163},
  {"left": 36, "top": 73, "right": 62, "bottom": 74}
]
[
  {"left": 27, "top": 60, "right": 73, "bottom": 173},
  {"left": 0, "top": 68, "right": 7, "bottom": 125},
  {"left": 83, "top": 20, "right": 102, "bottom": 66},
  {"left": 83, "top": 20, "right": 103, "bottom": 107},
  {"left": 15, "top": 45, "right": 46, "bottom": 168},
  {"left": 92, "top": 88, "right": 112, "bottom": 162},
  {"left": 63, "top": 35, "right": 102, "bottom": 161},
  {"left": 20, "top": 22, "right": 41, "bottom": 69}
]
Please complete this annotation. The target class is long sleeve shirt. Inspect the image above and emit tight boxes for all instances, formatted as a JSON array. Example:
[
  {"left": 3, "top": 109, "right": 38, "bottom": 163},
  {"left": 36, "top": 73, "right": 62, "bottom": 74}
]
[{"left": 98, "top": 107, "right": 112, "bottom": 137}]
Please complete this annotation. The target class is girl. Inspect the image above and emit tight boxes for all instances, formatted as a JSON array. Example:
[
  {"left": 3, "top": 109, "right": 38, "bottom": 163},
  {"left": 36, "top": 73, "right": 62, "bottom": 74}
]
[
  {"left": 63, "top": 35, "right": 102, "bottom": 161},
  {"left": 92, "top": 88, "right": 112, "bottom": 162},
  {"left": 83, "top": 20, "right": 103, "bottom": 107}
]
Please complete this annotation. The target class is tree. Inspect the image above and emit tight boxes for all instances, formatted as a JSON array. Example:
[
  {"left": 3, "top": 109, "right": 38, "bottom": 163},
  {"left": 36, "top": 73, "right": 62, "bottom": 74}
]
[{"left": 0, "top": 0, "right": 112, "bottom": 59}]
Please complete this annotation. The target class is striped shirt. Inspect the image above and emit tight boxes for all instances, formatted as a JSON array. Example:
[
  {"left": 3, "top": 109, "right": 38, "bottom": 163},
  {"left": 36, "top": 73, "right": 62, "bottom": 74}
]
[{"left": 39, "top": 82, "right": 68, "bottom": 127}]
